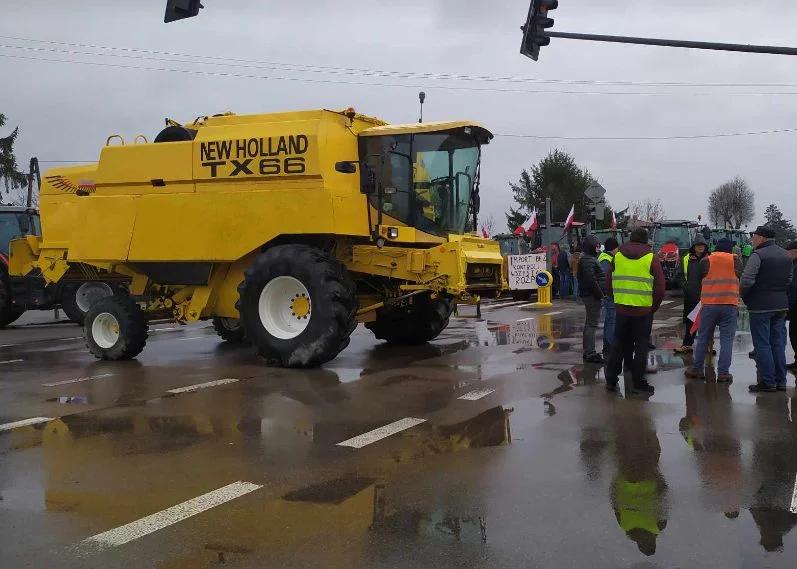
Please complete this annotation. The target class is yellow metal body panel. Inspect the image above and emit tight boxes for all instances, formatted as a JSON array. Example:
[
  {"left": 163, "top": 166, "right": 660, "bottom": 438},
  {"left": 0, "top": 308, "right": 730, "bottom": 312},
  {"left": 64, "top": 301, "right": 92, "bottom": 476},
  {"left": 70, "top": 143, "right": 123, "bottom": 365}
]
[{"left": 17, "top": 107, "right": 504, "bottom": 322}]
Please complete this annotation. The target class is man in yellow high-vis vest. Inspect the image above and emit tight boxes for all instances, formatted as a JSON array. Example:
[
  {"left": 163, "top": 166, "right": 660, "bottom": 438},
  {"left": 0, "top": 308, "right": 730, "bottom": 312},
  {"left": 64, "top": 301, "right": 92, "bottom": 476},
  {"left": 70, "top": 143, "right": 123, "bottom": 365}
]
[{"left": 606, "top": 228, "right": 666, "bottom": 394}]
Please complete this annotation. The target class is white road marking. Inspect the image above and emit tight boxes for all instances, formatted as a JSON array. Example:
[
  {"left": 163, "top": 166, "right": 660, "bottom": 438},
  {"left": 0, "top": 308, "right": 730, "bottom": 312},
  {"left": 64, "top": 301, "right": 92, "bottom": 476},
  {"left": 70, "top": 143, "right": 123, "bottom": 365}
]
[
  {"left": 337, "top": 418, "right": 426, "bottom": 449},
  {"left": 150, "top": 326, "right": 183, "bottom": 333},
  {"left": 481, "top": 300, "right": 528, "bottom": 311},
  {"left": 79, "top": 481, "right": 262, "bottom": 549},
  {"left": 43, "top": 373, "right": 116, "bottom": 387},
  {"left": 458, "top": 388, "right": 496, "bottom": 401},
  {"left": 176, "top": 336, "right": 206, "bottom": 341},
  {"left": 0, "top": 344, "right": 16, "bottom": 348},
  {"left": 0, "top": 359, "right": 23, "bottom": 365},
  {"left": 517, "top": 317, "right": 535, "bottom": 322},
  {"left": 543, "top": 311, "right": 563, "bottom": 316},
  {"left": 58, "top": 336, "right": 84, "bottom": 341},
  {"left": 666, "top": 316, "right": 682, "bottom": 322},
  {"left": 166, "top": 378, "right": 239, "bottom": 395},
  {"left": 660, "top": 300, "right": 674, "bottom": 305},
  {"left": 0, "top": 417, "right": 53, "bottom": 432},
  {"left": 790, "top": 475, "right": 797, "bottom": 514}
]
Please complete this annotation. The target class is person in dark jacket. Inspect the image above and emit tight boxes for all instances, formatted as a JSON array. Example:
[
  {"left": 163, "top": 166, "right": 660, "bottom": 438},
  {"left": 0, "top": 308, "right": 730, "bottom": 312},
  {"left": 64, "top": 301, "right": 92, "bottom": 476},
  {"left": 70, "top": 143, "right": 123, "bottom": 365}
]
[
  {"left": 599, "top": 237, "right": 620, "bottom": 356},
  {"left": 786, "top": 241, "right": 797, "bottom": 370},
  {"left": 674, "top": 234, "right": 710, "bottom": 353},
  {"left": 578, "top": 234, "right": 606, "bottom": 363},
  {"left": 557, "top": 246, "right": 571, "bottom": 298},
  {"left": 606, "top": 228, "right": 666, "bottom": 394},
  {"left": 741, "top": 226, "right": 794, "bottom": 392}
]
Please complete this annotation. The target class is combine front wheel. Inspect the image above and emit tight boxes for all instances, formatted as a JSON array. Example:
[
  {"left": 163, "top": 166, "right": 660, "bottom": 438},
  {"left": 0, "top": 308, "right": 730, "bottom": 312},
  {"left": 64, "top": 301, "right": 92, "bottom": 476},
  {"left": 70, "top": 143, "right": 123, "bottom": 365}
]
[
  {"left": 84, "top": 296, "right": 148, "bottom": 360},
  {"left": 237, "top": 245, "right": 357, "bottom": 367}
]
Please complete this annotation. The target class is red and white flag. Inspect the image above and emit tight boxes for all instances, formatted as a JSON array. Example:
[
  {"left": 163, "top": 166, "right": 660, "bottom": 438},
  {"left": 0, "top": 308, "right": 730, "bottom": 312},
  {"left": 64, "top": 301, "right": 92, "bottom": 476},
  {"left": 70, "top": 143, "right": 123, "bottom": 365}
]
[
  {"left": 513, "top": 209, "right": 539, "bottom": 236},
  {"left": 610, "top": 211, "right": 617, "bottom": 230},
  {"left": 481, "top": 226, "right": 490, "bottom": 238},
  {"left": 562, "top": 204, "right": 575, "bottom": 235},
  {"left": 688, "top": 302, "right": 702, "bottom": 335}
]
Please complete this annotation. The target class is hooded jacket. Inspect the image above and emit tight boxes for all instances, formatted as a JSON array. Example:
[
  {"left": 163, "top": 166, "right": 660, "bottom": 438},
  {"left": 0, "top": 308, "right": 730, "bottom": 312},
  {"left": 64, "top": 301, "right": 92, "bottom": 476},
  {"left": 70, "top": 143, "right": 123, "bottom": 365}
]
[
  {"left": 677, "top": 235, "right": 710, "bottom": 306},
  {"left": 608, "top": 241, "right": 666, "bottom": 316},
  {"left": 577, "top": 235, "right": 605, "bottom": 300}
]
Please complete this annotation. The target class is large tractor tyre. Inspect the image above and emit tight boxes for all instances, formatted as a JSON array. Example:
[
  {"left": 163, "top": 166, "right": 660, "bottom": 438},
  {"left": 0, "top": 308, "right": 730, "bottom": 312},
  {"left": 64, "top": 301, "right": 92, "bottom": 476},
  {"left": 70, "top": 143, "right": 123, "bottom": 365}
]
[
  {"left": 84, "top": 295, "right": 148, "bottom": 361},
  {"left": 237, "top": 245, "right": 357, "bottom": 368},
  {"left": 60, "top": 281, "right": 121, "bottom": 324},
  {"left": 0, "top": 269, "right": 24, "bottom": 329},
  {"left": 213, "top": 317, "right": 249, "bottom": 345},
  {"left": 366, "top": 294, "right": 455, "bottom": 346}
]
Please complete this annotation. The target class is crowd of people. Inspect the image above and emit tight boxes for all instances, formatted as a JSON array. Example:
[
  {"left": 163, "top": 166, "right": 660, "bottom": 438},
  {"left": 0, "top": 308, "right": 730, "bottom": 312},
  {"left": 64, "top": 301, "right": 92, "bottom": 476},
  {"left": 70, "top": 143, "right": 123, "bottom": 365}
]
[{"left": 574, "top": 225, "right": 797, "bottom": 394}]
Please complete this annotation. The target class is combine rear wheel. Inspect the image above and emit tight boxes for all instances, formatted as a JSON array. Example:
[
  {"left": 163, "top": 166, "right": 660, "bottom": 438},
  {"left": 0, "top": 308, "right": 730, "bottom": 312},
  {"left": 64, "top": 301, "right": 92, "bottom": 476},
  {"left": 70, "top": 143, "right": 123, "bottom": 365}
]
[
  {"left": 213, "top": 317, "right": 248, "bottom": 344},
  {"left": 237, "top": 245, "right": 357, "bottom": 368},
  {"left": 61, "top": 281, "right": 120, "bottom": 324},
  {"left": 84, "top": 296, "right": 148, "bottom": 360},
  {"left": 366, "top": 293, "right": 455, "bottom": 345}
]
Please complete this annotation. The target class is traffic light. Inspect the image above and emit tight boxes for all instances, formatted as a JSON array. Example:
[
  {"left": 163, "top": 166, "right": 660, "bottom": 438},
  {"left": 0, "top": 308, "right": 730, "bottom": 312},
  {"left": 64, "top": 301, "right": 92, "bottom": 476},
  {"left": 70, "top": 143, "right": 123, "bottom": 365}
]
[
  {"left": 164, "top": 0, "right": 203, "bottom": 23},
  {"left": 520, "top": 0, "right": 559, "bottom": 61}
]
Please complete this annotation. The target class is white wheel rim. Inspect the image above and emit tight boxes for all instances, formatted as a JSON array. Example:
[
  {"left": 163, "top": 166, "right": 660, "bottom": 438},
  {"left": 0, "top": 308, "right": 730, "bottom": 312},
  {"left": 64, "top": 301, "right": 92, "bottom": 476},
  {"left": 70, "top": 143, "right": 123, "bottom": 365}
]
[
  {"left": 92, "top": 312, "right": 120, "bottom": 349},
  {"left": 258, "top": 276, "right": 311, "bottom": 340},
  {"left": 76, "top": 282, "right": 114, "bottom": 313}
]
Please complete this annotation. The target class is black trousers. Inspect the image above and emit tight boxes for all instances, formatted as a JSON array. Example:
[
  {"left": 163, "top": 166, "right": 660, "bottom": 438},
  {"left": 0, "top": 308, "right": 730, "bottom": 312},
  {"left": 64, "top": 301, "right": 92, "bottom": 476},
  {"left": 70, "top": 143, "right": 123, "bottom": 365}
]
[
  {"left": 682, "top": 300, "right": 698, "bottom": 346},
  {"left": 607, "top": 313, "right": 652, "bottom": 384}
]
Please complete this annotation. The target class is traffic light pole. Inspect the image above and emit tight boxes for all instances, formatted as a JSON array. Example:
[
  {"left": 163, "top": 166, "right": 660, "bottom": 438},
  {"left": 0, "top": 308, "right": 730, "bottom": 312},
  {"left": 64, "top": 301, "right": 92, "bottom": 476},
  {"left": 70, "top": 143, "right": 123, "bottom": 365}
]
[{"left": 542, "top": 31, "right": 797, "bottom": 56}]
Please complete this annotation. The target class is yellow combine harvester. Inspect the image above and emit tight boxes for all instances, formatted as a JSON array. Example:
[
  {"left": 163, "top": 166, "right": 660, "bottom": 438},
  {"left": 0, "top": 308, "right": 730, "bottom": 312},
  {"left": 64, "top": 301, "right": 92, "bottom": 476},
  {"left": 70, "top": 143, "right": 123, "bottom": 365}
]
[{"left": 9, "top": 108, "right": 504, "bottom": 367}]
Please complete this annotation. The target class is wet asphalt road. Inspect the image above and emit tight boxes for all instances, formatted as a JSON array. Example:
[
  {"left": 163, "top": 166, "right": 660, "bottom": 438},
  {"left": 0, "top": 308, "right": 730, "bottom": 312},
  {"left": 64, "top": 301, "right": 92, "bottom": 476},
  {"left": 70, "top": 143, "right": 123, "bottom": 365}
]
[{"left": 1, "top": 299, "right": 796, "bottom": 568}]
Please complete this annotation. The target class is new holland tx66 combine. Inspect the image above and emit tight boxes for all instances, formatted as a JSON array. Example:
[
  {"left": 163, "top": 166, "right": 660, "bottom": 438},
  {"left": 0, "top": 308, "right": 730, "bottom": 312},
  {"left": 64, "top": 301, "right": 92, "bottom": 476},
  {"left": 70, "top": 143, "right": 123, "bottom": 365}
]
[{"left": 9, "top": 109, "right": 505, "bottom": 367}]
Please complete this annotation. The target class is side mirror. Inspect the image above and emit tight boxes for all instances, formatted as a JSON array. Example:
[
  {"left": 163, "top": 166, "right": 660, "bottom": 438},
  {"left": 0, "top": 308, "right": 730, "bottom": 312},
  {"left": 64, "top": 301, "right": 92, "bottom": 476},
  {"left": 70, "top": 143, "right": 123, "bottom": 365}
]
[
  {"left": 17, "top": 214, "right": 30, "bottom": 234},
  {"left": 334, "top": 161, "right": 357, "bottom": 174}
]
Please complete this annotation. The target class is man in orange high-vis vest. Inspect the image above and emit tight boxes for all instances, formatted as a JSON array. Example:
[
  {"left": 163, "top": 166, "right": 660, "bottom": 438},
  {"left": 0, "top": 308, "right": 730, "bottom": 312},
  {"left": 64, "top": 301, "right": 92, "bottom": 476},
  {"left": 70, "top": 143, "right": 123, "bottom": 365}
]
[{"left": 685, "top": 238, "right": 743, "bottom": 382}]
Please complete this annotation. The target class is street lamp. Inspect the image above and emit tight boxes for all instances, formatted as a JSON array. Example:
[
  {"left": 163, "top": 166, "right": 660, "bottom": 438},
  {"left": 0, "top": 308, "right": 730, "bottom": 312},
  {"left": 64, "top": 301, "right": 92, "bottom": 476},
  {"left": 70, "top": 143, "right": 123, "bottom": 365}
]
[{"left": 418, "top": 92, "right": 426, "bottom": 123}]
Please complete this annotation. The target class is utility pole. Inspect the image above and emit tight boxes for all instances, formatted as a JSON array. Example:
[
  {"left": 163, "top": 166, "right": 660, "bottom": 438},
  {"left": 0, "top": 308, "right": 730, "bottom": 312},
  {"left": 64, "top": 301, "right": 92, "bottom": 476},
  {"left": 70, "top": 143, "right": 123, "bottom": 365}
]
[{"left": 26, "top": 157, "right": 40, "bottom": 208}]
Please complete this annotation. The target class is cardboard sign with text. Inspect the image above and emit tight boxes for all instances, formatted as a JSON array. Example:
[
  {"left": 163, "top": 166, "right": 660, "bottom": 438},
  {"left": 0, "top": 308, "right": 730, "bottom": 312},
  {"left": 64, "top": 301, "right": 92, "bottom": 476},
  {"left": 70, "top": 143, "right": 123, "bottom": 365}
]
[{"left": 507, "top": 254, "right": 547, "bottom": 290}]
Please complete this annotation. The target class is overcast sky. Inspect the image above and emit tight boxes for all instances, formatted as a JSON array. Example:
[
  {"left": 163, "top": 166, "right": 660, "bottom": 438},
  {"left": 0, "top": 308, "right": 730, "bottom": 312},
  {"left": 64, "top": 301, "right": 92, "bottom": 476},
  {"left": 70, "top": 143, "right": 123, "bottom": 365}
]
[{"left": 3, "top": 0, "right": 797, "bottom": 231}]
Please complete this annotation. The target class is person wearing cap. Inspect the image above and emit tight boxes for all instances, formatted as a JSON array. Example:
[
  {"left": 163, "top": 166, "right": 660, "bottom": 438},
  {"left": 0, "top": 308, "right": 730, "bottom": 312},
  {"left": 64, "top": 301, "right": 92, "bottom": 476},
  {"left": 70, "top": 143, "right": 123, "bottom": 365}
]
[
  {"left": 578, "top": 234, "right": 606, "bottom": 363},
  {"left": 684, "top": 238, "right": 743, "bottom": 382},
  {"left": 741, "top": 226, "right": 793, "bottom": 392},
  {"left": 605, "top": 228, "right": 666, "bottom": 394},
  {"left": 599, "top": 237, "right": 620, "bottom": 356},
  {"left": 786, "top": 241, "right": 797, "bottom": 370},
  {"left": 674, "top": 234, "right": 710, "bottom": 354}
]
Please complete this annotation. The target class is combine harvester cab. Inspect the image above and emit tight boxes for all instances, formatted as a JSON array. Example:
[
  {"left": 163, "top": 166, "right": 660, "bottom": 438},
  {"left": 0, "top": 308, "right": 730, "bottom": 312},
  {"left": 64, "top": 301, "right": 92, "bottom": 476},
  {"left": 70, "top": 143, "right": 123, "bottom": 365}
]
[{"left": 9, "top": 109, "right": 505, "bottom": 367}]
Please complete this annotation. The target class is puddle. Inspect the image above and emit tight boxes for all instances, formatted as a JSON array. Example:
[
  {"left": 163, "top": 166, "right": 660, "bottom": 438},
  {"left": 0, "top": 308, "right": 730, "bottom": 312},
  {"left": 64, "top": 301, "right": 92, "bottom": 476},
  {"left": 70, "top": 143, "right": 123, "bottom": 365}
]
[{"left": 45, "top": 396, "right": 90, "bottom": 405}]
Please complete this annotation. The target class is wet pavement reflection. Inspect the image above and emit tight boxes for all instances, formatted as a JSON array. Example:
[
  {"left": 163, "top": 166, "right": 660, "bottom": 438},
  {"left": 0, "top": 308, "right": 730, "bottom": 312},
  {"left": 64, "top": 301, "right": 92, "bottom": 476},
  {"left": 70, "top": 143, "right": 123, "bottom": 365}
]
[{"left": 1, "top": 303, "right": 796, "bottom": 568}]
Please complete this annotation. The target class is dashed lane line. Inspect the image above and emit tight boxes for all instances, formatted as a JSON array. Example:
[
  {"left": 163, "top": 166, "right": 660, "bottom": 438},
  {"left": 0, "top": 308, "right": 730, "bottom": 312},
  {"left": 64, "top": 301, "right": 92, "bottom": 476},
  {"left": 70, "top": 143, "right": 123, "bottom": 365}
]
[
  {"left": 0, "top": 417, "right": 53, "bottom": 432},
  {"left": 790, "top": 475, "right": 797, "bottom": 514},
  {"left": 543, "top": 311, "right": 563, "bottom": 316},
  {"left": 43, "top": 373, "right": 116, "bottom": 387},
  {"left": 165, "top": 378, "right": 239, "bottom": 395},
  {"left": 517, "top": 317, "right": 535, "bottom": 322},
  {"left": 660, "top": 300, "right": 674, "bottom": 305},
  {"left": 337, "top": 418, "right": 427, "bottom": 449},
  {"left": 0, "top": 359, "right": 23, "bottom": 365},
  {"left": 480, "top": 300, "right": 530, "bottom": 311},
  {"left": 77, "top": 481, "right": 263, "bottom": 550},
  {"left": 458, "top": 388, "right": 496, "bottom": 401},
  {"left": 57, "top": 336, "right": 84, "bottom": 341}
]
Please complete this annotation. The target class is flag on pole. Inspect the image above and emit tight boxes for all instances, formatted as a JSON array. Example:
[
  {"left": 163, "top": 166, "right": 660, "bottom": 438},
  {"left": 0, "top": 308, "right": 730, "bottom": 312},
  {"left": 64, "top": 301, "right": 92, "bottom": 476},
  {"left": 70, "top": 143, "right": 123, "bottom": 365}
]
[
  {"left": 481, "top": 226, "right": 490, "bottom": 238},
  {"left": 562, "top": 204, "right": 575, "bottom": 235},
  {"left": 513, "top": 209, "right": 539, "bottom": 236},
  {"left": 610, "top": 211, "right": 617, "bottom": 230}
]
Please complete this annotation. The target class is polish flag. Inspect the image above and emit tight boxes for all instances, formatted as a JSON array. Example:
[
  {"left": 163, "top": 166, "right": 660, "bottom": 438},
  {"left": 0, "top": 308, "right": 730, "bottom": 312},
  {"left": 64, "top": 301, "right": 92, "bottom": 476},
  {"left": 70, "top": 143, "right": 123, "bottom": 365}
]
[
  {"left": 562, "top": 204, "right": 575, "bottom": 235},
  {"left": 513, "top": 209, "right": 538, "bottom": 236},
  {"left": 610, "top": 211, "right": 617, "bottom": 230},
  {"left": 688, "top": 302, "right": 702, "bottom": 335},
  {"left": 481, "top": 226, "right": 490, "bottom": 238}
]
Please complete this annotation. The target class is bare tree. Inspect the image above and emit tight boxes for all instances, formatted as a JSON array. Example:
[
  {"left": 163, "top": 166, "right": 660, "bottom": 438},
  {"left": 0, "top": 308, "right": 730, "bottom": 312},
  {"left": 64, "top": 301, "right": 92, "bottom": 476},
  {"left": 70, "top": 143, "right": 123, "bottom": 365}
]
[
  {"left": 628, "top": 198, "right": 665, "bottom": 223},
  {"left": 707, "top": 176, "right": 755, "bottom": 229}
]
